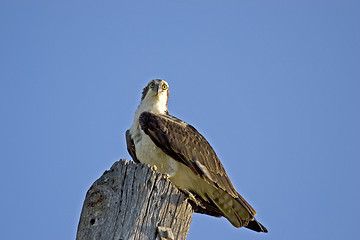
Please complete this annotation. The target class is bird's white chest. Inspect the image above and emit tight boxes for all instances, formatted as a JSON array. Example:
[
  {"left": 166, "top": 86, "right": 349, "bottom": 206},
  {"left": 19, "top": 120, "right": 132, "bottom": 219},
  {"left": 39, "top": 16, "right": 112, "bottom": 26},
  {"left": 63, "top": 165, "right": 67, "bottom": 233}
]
[{"left": 133, "top": 128, "right": 179, "bottom": 177}]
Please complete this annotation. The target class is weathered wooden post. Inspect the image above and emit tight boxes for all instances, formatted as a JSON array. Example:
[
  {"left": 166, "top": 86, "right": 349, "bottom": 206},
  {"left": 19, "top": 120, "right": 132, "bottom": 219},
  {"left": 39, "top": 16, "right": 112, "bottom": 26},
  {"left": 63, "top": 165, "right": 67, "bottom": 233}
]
[{"left": 76, "top": 159, "right": 193, "bottom": 240}]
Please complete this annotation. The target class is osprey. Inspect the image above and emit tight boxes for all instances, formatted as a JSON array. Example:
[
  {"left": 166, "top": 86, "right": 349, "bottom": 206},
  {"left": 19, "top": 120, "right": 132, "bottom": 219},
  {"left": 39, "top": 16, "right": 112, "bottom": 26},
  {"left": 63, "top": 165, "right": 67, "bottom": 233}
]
[{"left": 126, "top": 79, "right": 267, "bottom": 233}]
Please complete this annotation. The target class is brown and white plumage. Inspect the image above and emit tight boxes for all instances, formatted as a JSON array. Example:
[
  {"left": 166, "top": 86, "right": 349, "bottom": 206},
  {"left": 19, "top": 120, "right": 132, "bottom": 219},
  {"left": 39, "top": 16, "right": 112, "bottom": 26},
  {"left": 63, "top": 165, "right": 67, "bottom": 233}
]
[{"left": 126, "top": 79, "right": 267, "bottom": 232}]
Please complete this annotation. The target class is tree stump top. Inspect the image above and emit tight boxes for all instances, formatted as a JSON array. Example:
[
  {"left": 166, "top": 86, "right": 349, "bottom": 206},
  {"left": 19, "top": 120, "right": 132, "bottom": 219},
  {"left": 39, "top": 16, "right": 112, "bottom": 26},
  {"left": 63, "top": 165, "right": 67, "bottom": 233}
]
[{"left": 77, "top": 159, "right": 194, "bottom": 240}]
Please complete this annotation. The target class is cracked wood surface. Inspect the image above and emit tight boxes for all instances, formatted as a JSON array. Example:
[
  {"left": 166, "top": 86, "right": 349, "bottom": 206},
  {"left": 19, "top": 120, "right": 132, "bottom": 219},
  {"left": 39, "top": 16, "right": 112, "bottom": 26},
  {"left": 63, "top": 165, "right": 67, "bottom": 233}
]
[{"left": 76, "top": 159, "right": 193, "bottom": 240}]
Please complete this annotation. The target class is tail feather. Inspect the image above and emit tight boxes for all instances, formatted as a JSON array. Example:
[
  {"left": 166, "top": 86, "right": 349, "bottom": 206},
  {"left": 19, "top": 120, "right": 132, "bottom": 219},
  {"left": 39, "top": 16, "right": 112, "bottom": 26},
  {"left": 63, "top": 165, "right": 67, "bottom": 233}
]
[
  {"left": 210, "top": 188, "right": 251, "bottom": 228},
  {"left": 210, "top": 188, "right": 267, "bottom": 232},
  {"left": 246, "top": 219, "right": 268, "bottom": 233}
]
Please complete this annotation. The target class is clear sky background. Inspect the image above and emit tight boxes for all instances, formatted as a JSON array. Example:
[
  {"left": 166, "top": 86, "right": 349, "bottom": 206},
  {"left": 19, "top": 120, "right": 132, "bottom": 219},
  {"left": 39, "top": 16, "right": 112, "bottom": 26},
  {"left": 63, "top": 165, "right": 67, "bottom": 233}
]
[{"left": 1, "top": 1, "right": 359, "bottom": 239}]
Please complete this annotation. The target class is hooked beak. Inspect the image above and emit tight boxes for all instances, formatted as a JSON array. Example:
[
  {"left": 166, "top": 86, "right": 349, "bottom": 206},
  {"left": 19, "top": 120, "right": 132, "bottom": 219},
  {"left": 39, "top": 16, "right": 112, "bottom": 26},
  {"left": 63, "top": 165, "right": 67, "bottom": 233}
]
[{"left": 154, "top": 84, "right": 161, "bottom": 95}]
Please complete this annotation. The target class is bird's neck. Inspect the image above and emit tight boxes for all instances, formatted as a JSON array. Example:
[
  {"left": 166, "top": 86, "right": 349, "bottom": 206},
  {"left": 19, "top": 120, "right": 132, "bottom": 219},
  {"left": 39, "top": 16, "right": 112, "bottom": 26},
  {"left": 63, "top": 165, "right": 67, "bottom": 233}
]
[
  {"left": 131, "top": 96, "right": 168, "bottom": 133},
  {"left": 137, "top": 95, "right": 168, "bottom": 115}
]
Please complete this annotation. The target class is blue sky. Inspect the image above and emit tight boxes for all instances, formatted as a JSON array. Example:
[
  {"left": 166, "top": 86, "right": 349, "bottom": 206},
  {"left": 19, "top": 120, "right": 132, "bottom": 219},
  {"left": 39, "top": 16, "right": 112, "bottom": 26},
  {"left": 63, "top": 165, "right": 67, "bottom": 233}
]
[{"left": 1, "top": 0, "right": 359, "bottom": 239}]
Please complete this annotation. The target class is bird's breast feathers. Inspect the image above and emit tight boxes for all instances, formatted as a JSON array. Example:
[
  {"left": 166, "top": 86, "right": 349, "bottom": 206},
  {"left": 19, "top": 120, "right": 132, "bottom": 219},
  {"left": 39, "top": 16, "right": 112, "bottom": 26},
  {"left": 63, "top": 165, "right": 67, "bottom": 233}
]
[{"left": 132, "top": 128, "right": 179, "bottom": 177}]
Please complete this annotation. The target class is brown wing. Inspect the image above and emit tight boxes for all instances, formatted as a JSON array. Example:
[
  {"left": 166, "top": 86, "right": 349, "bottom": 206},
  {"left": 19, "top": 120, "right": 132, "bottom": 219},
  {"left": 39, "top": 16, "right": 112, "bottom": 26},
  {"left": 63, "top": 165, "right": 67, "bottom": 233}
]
[
  {"left": 126, "top": 129, "right": 140, "bottom": 163},
  {"left": 138, "top": 111, "right": 256, "bottom": 216}
]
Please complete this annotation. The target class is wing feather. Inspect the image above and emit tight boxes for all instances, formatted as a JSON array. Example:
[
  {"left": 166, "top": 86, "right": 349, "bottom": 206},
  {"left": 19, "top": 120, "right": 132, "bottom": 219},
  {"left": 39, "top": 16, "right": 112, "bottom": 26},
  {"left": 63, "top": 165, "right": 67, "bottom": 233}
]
[
  {"left": 139, "top": 111, "right": 256, "bottom": 216},
  {"left": 126, "top": 129, "right": 140, "bottom": 163}
]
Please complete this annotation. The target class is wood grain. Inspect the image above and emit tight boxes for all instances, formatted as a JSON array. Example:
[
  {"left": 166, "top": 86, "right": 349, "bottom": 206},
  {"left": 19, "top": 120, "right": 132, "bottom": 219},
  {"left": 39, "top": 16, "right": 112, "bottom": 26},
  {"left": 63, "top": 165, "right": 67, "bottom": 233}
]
[{"left": 76, "top": 159, "right": 193, "bottom": 240}]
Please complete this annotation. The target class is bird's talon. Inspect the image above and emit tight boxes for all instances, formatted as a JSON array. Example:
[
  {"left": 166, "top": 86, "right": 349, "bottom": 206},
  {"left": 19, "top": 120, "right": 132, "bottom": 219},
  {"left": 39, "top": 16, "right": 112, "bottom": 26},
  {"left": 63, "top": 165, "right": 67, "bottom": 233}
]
[{"left": 152, "top": 165, "right": 158, "bottom": 171}]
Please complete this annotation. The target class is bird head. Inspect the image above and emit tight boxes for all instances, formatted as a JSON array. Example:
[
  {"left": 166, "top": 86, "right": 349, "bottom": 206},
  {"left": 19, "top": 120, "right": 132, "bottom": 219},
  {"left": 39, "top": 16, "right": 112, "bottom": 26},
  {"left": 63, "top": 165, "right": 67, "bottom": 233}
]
[
  {"left": 140, "top": 79, "right": 169, "bottom": 114},
  {"left": 141, "top": 79, "right": 169, "bottom": 101}
]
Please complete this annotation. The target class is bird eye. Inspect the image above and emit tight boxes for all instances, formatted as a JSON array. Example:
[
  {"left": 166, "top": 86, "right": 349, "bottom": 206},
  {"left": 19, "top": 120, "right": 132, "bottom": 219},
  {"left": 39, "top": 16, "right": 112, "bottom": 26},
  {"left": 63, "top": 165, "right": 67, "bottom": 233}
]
[
  {"left": 162, "top": 84, "right": 168, "bottom": 90},
  {"left": 149, "top": 82, "right": 155, "bottom": 88}
]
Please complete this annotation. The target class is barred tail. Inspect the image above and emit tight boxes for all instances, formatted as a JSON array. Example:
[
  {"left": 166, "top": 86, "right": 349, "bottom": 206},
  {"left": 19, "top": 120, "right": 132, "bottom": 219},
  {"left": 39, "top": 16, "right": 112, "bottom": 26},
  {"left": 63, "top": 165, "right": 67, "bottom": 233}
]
[{"left": 209, "top": 188, "right": 267, "bottom": 232}]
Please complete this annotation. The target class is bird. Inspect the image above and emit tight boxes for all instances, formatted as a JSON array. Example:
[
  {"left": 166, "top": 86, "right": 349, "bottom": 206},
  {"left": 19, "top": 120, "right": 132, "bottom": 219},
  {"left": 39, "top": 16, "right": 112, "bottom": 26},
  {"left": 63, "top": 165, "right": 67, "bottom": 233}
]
[{"left": 126, "top": 79, "right": 267, "bottom": 233}]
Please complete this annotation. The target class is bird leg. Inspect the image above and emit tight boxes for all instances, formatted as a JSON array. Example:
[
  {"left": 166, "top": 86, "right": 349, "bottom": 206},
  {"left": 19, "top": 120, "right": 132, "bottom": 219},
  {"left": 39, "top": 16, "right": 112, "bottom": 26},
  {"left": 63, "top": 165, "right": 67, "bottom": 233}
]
[{"left": 180, "top": 189, "right": 206, "bottom": 209}]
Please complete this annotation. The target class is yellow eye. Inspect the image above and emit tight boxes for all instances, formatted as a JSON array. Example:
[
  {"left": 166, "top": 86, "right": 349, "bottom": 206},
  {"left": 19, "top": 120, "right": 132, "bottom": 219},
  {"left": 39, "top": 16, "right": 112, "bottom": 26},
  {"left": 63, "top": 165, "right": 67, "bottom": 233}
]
[
  {"left": 162, "top": 84, "right": 168, "bottom": 90},
  {"left": 149, "top": 82, "right": 155, "bottom": 88}
]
